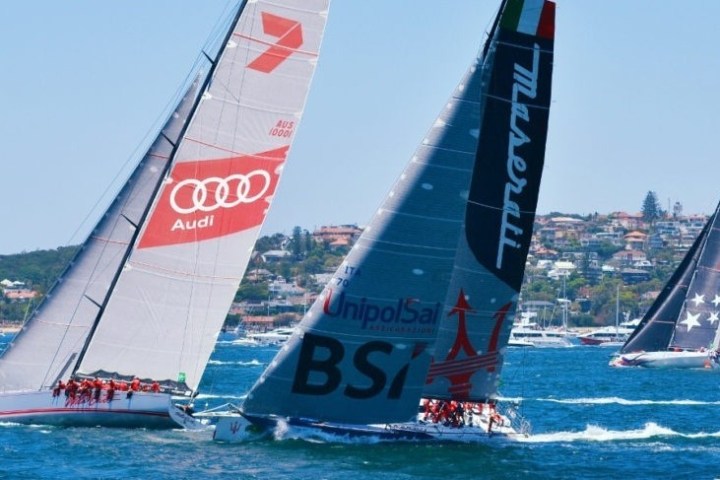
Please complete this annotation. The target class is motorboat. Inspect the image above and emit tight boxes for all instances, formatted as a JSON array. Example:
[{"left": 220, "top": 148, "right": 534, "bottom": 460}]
[
  {"left": 246, "top": 327, "right": 296, "bottom": 346},
  {"left": 578, "top": 325, "right": 633, "bottom": 346},
  {"left": 509, "top": 326, "right": 574, "bottom": 348}
]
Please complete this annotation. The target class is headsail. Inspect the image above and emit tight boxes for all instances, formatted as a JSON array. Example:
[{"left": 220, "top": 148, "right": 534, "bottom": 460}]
[
  {"left": 241, "top": 0, "right": 555, "bottom": 425},
  {"left": 0, "top": 76, "right": 201, "bottom": 393},
  {"left": 422, "top": 0, "right": 555, "bottom": 403},
  {"left": 75, "top": 0, "right": 330, "bottom": 393},
  {"left": 621, "top": 202, "right": 720, "bottom": 354}
]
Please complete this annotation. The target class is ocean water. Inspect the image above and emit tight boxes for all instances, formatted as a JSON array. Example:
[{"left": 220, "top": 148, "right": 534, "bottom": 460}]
[{"left": 1, "top": 334, "right": 719, "bottom": 480}]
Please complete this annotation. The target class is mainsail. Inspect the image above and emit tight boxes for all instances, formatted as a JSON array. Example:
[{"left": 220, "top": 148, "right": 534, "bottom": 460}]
[
  {"left": 242, "top": 0, "right": 555, "bottom": 425},
  {"left": 620, "top": 202, "right": 720, "bottom": 354},
  {"left": 0, "top": 0, "right": 330, "bottom": 396}
]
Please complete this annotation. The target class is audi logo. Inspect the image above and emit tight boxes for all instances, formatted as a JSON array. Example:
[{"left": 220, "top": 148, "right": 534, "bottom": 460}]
[{"left": 169, "top": 170, "right": 271, "bottom": 214}]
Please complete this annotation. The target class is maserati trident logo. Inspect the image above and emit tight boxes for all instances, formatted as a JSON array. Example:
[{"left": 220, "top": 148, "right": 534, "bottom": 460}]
[{"left": 169, "top": 171, "right": 271, "bottom": 214}]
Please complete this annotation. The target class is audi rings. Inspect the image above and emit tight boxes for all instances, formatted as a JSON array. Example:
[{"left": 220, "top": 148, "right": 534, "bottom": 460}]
[{"left": 169, "top": 170, "right": 271, "bottom": 214}]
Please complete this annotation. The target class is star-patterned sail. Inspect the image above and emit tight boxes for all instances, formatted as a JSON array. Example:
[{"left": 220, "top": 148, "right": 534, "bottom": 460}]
[{"left": 620, "top": 202, "right": 720, "bottom": 354}]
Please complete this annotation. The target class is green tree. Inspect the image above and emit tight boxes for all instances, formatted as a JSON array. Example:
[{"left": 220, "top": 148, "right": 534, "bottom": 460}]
[
  {"left": 291, "top": 226, "right": 303, "bottom": 258},
  {"left": 641, "top": 191, "right": 663, "bottom": 223}
]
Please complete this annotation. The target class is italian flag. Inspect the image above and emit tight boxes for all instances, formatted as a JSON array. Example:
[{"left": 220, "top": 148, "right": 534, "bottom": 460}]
[{"left": 501, "top": 0, "right": 555, "bottom": 39}]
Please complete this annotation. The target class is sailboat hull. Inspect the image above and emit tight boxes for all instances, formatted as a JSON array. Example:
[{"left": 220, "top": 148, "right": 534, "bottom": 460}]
[
  {"left": 0, "top": 390, "right": 182, "bottom": 428},
  {"left": 213, "top": 409, "right": 526, "bottom": 444},
  {"left": 610, "top": 351, "right": 719, "bottom": 369}
]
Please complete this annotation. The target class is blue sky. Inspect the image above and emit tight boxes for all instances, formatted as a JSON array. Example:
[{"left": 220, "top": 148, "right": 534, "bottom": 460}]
[{"left": 1, "top": 1, "right": 719, "bottom": 254}]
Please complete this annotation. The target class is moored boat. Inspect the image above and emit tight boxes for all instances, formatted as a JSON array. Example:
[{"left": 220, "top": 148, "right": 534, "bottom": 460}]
[
  {"left": 578, "top": 325, "right": 633, "bottom": 346},
  {"left": 510, "top": 326, "right": 574, "bottom": 347}
]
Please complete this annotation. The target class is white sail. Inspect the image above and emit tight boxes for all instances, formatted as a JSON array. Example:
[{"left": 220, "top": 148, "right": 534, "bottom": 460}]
[
  {"left": 0, "top": 77, "right": 200, "bottom": 393},
  {"left": 76, "top": 0, "right": 330, "bottom": 393}
]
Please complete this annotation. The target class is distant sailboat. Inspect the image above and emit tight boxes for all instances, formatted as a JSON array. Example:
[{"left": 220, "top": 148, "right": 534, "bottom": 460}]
[
  {"left": 611, "top": 203, "right": 720, "bottom": 369},
  {"left": 214, "top": 0, "right": 555, "bottom": 443},
  {"left": 0, "top": 0, "right": 330, "bottom": 428},
  {"left": 580, "top": 284, "right": 632, "bottom": 346}
]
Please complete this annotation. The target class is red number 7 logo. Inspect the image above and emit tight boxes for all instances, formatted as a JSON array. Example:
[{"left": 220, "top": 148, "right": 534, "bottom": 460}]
[{"left": 247, "top": 12, "right": 303, "bottom": 73}]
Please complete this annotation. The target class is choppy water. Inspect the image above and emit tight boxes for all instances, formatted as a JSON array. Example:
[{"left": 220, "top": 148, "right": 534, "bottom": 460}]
[{"left": 2, "top": 334, "right": 719, "bottom": 479}]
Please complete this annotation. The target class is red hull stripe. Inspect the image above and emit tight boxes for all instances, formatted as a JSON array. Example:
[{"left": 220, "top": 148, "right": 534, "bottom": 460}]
[{"left": 0, "top": 408, "right": 169, "bottom": 418}]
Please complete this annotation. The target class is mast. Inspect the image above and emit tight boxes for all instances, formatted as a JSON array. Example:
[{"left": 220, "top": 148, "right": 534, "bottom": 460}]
[
  {"left": 71, "top": 1, "right": 249, "bottom": 379},
  {"left": 615, "top": 283, "right": 620, "bottom": 339}
]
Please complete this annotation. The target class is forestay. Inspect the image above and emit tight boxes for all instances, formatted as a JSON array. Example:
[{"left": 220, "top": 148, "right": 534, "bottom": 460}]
[{"left": 76, "top": 0, "right": 330, "bottom": 393}]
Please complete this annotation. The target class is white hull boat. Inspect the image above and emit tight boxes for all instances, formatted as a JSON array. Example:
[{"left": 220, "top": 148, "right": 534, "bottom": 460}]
[
  {"left": 214, "top": 403, "right": 528, "bottom": 443},
  {"left": 610, "top": 350, "right": 719, "bottom": 369},
  {"left": 509, "top": 327, "right": 574, "bottom": 347},
  {"left": 0, "top": 0, "right": 330, "bottom": 428},
  {"left": 612, "top": 197, "right": 720, "bottom": 369},
  {"left": 0, "top": 390, "right": 184, "bottom": 428}
]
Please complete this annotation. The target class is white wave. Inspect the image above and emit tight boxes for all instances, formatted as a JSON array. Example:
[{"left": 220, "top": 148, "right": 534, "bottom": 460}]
[
  {"left": 194, "top": 393, "right": 247, "bottom": 401},
  {"left": 207, "top": 359, "right": 264, "bottom": 367},
  {"left": 539, "top": 397, "right": 720, "bottom": 406},
  {"left": 520, "top": 422, "right": 720, "bottom": 443},
  {"left": 270, "top": 420, "right": 384, "bottom": 445},
  {"left": 496, "top": 396, "right": 523, "bottom": 403}
]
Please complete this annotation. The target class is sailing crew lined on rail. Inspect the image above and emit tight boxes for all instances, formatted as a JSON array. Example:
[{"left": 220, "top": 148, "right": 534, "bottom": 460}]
[
  {"left": 420, "top": 398, "right": 505, "bottom": 431},
  {"left": 52, "top": 377, "right": 162, "bottom": 402}
]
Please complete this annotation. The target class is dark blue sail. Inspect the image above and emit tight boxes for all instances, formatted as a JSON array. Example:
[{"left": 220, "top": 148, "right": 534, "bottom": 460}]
[{"left": 620, "top": 202, "right": 720, "bottom": 354}]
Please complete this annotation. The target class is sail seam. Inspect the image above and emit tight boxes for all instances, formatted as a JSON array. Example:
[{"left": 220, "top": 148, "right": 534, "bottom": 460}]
[
  {"left": 233, "top": 33, "right": 320, "bottom": 58},
  {"left": 481, "top": 91, "right": 551, "bottom": 110},
  {"left": 352, "top": 244, "right": 456, "bottom": 262}
]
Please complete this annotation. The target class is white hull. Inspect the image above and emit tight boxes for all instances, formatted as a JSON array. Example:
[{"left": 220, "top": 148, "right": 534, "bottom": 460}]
[
  {"left": 610, "top": 351, "right": 719, "bottom": 369},
  {"left": 509, "top": 328, "right": 574, "bottom": 348},
  {"left": 213, "top": 406, "right": 527, "bottom": 444},
  {"left": 0, "top": 390, "right": 187, "bottom": 428}
]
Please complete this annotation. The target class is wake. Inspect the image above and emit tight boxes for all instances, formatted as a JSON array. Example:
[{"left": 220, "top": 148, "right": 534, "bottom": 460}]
[
  {"left": 538, "top": 397, "right": 720, "bottom": 406},
  {"left": 520, "top": 422, "right": 720, "bottom": 443},
  {"left": 207, "top": 359, "right": 264, "bottom": 367}
]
